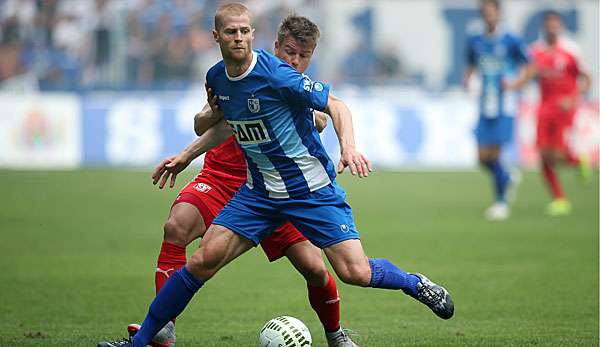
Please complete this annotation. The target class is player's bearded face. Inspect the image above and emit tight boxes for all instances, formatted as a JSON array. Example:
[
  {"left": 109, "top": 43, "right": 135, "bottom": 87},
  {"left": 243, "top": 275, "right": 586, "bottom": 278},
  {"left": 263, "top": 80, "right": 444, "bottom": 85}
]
[
  {"left": 274, "top": 36, "right": 316, "bottom": 74},
  {"left": 215, "top": 15, "right": 254, "bottom": 62}
]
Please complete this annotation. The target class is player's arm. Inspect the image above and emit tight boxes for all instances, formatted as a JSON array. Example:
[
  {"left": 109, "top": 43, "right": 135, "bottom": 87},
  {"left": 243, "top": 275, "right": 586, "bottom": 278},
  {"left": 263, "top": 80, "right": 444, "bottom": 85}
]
[
  {"left": 463, "top": 66, "right": 476, "bottom": 90},
  {"left": 324, "top": 93, "right": 372, "bottom": 178},
  {"left": 504, "top": 63, "right": 536, "bottom": 91},
  {"left": 504, "top": 36, "right": 534, "bottom": 91},
  {"left": 152, "top": 120, "right": 233, "bottom": 189},
  {"left": 314, "top": 111, "right": 328, "bottom": 133},
  {"left": 463, "top": 36, "right": 477, "bottom": 90},
  {"left": 194, "top": 103, "right": 223, "bottom": 136},
  {"left": 194, "top": 82, "right": 225, "bottom": 136},
  {"left": 577, "top": 68, "right": 592, "bottom": 95}
]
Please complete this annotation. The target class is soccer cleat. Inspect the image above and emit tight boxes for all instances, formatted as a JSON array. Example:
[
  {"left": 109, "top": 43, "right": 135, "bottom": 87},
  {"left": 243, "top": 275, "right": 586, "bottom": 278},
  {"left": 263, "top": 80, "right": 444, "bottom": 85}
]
[
  {"left": 484, "top": 202, "right": 510, "bottom": 221},
  {"left": 546, "top": 199, "right": 571, "bottom": 217},
  {"left": 578, "top": 155, "right": 592, "bottom": 183},
  {"left": 325, "top": 328, "right": 359, "bottom": 347},
  {"left": 414, "top": 273, "right": 454, "bottom": 320},
  {"left": 98, "top": 339, "right": 133, "bottom": 347},
  {"left": 127, "top": 321, "right": 176, "bottom": 347}
]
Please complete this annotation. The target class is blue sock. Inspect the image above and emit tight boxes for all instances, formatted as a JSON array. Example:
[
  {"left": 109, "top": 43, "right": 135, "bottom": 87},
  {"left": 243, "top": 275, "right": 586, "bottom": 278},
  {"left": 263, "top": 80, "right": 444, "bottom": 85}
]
[
  {"left": 368, "top": 258, "right": 420, "bottom": 298},
  {"left": 132, "top": 266, "right": 203, "bottom": 347},
  {"left": 484, "top": 160, "right": 509, "bottom": 203}
]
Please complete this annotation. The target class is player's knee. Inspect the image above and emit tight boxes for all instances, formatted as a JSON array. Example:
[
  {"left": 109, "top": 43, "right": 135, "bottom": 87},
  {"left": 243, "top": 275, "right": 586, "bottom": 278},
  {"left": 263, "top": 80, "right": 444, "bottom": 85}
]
[
  {"left": 336, "top": 263, "right": 370, "bottom": 287},
  {"left": 163, "top": 218, "right": 191, "bottom": 246},
  {"left": 299, "top": 261, "right": 329, "bottom": 287},
  {"left": 187, "top": 246, "right": 224, "bottom": 281}
]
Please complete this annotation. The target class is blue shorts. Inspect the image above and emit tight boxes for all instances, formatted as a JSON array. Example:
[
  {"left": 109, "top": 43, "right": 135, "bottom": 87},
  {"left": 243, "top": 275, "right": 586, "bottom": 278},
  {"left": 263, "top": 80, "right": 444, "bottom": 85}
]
[
  {"left": 212, "top": 183, "right": 360, "bottom": 249},
  {"left": 475, "top": 115, "right": 514, "bottom": 146}
]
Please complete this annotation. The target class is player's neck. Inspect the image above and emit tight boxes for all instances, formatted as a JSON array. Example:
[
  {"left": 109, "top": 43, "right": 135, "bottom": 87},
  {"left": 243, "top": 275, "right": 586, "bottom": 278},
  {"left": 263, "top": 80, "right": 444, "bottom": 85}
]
[
  {"left": 545, "top": 35, "right": 559, "bottom": 47},
  {"left": 224, "top": 52, "right": 255, "bottom": 78},
  {"left": 485, "top": 23, "right": 498, "bottom": 35}
]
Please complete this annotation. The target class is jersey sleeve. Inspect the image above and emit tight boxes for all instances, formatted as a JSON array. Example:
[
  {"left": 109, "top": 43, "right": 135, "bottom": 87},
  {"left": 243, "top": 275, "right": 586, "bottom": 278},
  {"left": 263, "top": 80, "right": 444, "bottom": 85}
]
[
  {"left": 511, "top": 35, "right": 530, "bottom": 66},
  {"left": 563, "top": 39, "right": 589, "bottom": 75},
  {"left": 270, "top": 62, "right": 330, "bottom": 112}
]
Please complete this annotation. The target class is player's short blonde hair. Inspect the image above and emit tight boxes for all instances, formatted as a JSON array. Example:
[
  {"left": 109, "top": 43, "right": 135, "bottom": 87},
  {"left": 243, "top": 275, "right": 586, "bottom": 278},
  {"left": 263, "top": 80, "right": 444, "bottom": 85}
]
[{"left": 214, "top": 3, "right": 252, "bottom": 31}]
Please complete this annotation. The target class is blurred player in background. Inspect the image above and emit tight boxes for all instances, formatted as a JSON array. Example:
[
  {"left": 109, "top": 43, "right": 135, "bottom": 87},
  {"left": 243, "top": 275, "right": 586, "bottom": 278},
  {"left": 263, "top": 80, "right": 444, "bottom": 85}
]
[
  {"left": 126, "top": 15, "right": 357, "bottom": 347},
  {"left": 525, "top": 10, "right": 592, "bottom": 216},
  {"left": 99, "top": 3, "right": 453, "bottom": 347},
  {"left": 464, "top": 0, "right": 530, "bottom": 221}
]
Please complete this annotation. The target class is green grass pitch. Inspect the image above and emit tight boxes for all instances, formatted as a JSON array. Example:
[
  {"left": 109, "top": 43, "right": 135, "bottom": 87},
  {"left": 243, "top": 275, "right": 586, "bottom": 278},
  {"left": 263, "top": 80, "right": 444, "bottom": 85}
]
[{"left": 0, "top": 169, "right": 597, "bottom": 346}]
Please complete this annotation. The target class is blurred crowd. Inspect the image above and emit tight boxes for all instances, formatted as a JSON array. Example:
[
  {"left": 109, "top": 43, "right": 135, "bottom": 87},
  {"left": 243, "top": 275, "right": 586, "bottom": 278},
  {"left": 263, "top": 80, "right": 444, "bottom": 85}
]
[{"left": 0, "top": 0, "right": 407, "bottom": 91}]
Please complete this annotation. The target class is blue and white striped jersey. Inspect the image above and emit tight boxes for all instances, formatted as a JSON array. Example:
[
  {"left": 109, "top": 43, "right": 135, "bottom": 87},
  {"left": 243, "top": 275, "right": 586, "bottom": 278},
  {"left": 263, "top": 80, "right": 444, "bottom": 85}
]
[
  {"left": 206, "top": 50, "right": 336, "bottom": 199},
  {"left": 466, "top": 28, "right": 529, "bottom": 119}
]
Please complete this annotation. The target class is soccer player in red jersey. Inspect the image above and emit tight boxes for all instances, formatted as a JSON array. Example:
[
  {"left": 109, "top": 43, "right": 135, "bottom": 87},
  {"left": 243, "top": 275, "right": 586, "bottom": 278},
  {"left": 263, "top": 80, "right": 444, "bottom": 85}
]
[
  {"left": 131, "top": 15, "right": 358, "bottom": 347},
  {"left": 526, "top": 10, "right": 592, "bottom": 215}
]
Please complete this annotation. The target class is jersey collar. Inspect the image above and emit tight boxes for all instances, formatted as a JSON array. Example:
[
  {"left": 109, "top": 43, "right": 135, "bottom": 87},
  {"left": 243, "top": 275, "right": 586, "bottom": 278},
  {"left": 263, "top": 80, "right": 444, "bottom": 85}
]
[{"left": 226, "top": 51, "right": 258, "bottom": 82}]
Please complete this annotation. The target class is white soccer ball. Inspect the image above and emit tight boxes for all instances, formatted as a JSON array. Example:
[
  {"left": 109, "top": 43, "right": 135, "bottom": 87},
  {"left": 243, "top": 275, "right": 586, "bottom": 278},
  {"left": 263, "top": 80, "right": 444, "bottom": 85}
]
[{"left": 258, "top": 316, "right": 312, "bottom": 347}]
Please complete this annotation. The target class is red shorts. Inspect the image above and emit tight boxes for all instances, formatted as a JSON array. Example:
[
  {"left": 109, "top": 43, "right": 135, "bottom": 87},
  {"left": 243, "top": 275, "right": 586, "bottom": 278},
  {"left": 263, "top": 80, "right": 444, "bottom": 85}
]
[
  {"left": 536, "top": 106, "right": 576, "bottom": 151},
  {"left": 173, "top": 174, "right": 308, "bottom": 262}
]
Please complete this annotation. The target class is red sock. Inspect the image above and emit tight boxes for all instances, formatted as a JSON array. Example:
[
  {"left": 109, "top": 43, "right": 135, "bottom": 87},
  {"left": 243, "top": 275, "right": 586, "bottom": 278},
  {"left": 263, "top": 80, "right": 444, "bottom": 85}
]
[
  {"left": 307, "top": 272, "right": 340, "bottom": 332},
  {"left": 564, "top": 150, "right": 580, "bottom": 166},
  {"left": 542, "top": 159, "right": 564, "bottom": 199},
  {"left": 155, "top": 241, "right": 187, "bottom": 294}
]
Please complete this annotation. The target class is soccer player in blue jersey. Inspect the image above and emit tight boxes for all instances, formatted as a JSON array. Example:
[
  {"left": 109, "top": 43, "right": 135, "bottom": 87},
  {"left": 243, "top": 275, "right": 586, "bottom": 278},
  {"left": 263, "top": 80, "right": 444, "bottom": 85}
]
[
  {"left": 99, "top": 4, "right": 453, "bottom": 346},
  {"left": 463, "top": 0, "right": 530, "bottom": 221}
]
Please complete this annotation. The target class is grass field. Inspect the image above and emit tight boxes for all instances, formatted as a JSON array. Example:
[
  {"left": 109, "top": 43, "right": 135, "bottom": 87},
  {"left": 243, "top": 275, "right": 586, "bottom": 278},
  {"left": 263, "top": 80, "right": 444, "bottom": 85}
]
[{"left": 0, "top": 169, "right": 597, "bottom": 346}]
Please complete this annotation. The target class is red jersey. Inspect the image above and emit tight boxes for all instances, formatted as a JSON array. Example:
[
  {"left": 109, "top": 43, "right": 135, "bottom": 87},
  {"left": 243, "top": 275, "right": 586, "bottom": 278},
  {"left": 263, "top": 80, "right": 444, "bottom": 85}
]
[
  {"left": 199, "top": 135, "right": 247, "bottom": 187},
  {"left": 530, "top": 38, "right": 587, "bottom": 107}
]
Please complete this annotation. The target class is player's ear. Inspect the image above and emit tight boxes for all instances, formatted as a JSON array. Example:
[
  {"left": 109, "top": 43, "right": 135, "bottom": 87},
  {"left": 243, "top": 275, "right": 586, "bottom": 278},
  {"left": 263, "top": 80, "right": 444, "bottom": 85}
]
[
  {"left": 212, "top": 29, "right": 219, "bottom": 43},
  {"left": 274, "top": 40, "right": 280, "bottom": 53}
]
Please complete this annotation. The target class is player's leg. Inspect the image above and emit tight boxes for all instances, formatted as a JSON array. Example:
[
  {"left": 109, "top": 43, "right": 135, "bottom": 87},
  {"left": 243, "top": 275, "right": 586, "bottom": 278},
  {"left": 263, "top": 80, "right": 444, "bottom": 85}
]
[
  {"left": 324, "top": 239, "right": 453, "bottom": 319},
  {"left": 127, "top": 186, "right": 281, "bottom": 347},
  {"left": 131, "top": 224, "right": 255, "bottom": 347},
  {"left": 157, "top": 199, "right": 207, "bottom": 294},
  {"left": 540, "top": 150, "right": 571, "bottom": 216},
  {"left": 285, "top": 242, "right": 341, "bottom": 329},
  {"left": 537, "top": 116, "right": 571, "bottom": 216},
  {"left": 284, "top": 184, "right": 454, "bottom": 320},
  {"left": 261, "top": 225, "right": 356, "bottom": 346},
  {"left": 476, "top": 118, "right": 512, "bottom": 220}
]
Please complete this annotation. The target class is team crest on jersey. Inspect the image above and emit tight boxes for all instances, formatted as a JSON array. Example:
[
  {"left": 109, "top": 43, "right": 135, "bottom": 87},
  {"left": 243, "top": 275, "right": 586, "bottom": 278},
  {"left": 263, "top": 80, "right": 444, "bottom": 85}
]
[
  {"left": 193, "top": 183, "right": 211, "bottom": 193},
  {"left": 247, "top": 97, "right": 260, "bottom": 113}
]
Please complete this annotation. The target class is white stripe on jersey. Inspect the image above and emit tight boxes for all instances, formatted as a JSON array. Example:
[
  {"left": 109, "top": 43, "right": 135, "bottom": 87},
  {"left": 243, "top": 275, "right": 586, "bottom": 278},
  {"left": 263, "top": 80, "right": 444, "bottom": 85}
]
[
  {"left": 292, "top": 155, "right": 331, "bottom": 193},
  {"left": 243, "top": 144, "right": 290, "bottom": 198},
  {"left": 262, "top": 169, "right": 289, "bottom": 199}
]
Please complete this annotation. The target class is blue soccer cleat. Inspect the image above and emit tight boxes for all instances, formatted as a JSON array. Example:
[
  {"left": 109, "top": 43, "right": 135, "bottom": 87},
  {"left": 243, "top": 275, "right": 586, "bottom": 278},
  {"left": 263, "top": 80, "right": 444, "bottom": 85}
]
[{"left": 414, "top": 273, "right": 454, "bottom": 319}]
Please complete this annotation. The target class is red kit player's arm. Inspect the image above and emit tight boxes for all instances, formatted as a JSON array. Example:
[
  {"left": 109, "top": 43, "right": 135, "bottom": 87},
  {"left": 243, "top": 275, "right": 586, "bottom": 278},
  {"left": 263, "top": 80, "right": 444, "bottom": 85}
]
[
  {"left": 314, "top": 111, "right": 328, "bottom": 133},
  {"left": 194, "top": 103, "right": 223, "bottom": 136},
  {"left": 152, "top": 120, "right": 233, "bottom": 189},
  {"left": 578, "top": 70, "right": 592, "bottom": 95}
]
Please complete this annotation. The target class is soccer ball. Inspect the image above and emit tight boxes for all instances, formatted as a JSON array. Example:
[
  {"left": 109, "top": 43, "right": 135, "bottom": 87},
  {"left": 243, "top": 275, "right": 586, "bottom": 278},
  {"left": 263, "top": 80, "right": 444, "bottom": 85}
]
[{"left": 258, "top": 316, "right": 312, "bottom": 347}]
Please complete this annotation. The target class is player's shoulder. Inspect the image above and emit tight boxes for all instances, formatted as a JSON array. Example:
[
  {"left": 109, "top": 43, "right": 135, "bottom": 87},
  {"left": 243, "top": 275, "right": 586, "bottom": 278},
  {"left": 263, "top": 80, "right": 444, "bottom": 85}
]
[
  {"left": 256, "top": 49, "right": 294, "bottom": 73},
  {"left": 500, "top": 30, "right": 524, "bottom": 44},
  {"left": 206, "top": 60, "right": 226, "bottom": 83},
  {"left": 557, "top": 37, "right": 582, "bottom": 57},
  {"left": 255, "top": 49, "right": 299, "bottom": 85}
]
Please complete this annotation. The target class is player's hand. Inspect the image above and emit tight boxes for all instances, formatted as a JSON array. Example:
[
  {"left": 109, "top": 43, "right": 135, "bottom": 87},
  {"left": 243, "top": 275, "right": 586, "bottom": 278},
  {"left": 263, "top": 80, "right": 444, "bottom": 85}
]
[
  {"left": 559, "top": 97, "right": 575, "bottom": 112},
  {"left": 152, "top": 152, "right": 193, "bottom": 189},
  {"left": 502, "top": 79, "right": 517, "bottom": 91},
  {"left": 205, "top": 81, "right": 223, "bottom": 117},
  {"left": 338, "top": 147, "right": 373, "bottom": 178}
]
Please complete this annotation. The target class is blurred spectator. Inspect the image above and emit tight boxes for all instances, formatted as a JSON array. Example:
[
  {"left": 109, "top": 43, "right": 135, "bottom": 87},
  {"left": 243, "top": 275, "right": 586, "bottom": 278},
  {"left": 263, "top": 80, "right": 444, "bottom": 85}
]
[{"left": 0, "top": 0, "right": 325, "bottom": 91}]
